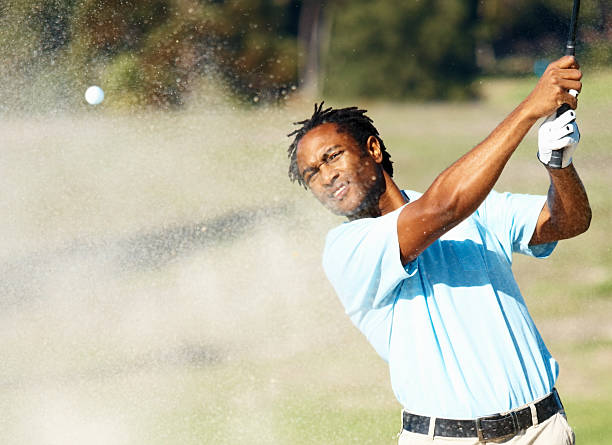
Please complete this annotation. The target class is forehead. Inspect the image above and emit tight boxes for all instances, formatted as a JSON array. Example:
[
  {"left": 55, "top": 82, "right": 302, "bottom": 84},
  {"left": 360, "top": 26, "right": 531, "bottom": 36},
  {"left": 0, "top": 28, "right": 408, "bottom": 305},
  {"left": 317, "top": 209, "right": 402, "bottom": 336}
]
[{"left": 296, "top": 123, "right": 356, "bottom": 168}]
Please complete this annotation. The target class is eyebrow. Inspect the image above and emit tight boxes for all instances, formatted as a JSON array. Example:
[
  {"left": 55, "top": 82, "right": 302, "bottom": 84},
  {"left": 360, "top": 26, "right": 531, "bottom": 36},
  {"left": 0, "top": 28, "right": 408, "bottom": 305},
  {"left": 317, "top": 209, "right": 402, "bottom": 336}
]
[{"left": 301, "top": 144, "right": 342, "bottom": 178}]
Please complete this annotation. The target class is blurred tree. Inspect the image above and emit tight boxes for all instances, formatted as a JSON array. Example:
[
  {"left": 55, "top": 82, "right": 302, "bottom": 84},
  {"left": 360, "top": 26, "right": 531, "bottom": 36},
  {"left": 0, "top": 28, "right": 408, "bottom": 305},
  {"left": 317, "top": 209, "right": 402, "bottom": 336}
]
[
  {"left": 0, "top": 0, "right": 82, "bottom": 111},
  {"left": 69, "top": 0, "right": 299, "bottom": 106},
  {"left": 0, "top": 0, "right": 300, "bottom": 109},
  {"left": 580, "top": 0, "right": 612, "bottom": 66},
  {"left": 297, "top": 0, "right": 329, "bottom": 97},
  {"left": 476, "top": 0, "right": 609, "bottom": 73},
  {"left": 1, "top": 0, "right": 609, "bottom": 111},
  {"left": 323, "top": 0, "right": 479, "bottom": 100}
]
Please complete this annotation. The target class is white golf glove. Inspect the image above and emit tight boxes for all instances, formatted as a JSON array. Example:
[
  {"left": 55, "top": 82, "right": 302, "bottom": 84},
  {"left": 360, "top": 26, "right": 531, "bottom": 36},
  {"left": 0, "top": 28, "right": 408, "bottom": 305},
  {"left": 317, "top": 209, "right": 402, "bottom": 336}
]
[{"left": 537, "top": 91, "right": 580, "bottom": 169}]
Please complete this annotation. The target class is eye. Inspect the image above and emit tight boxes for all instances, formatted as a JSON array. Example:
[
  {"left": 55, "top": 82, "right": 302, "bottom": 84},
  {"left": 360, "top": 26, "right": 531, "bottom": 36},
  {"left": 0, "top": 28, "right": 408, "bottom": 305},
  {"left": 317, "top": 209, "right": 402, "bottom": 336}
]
[
  {"left": 329, "top": 151, "right": 342, "bottom": 161},
  {"left": 305, "top": 170, "right": 318, "bottom": 184}
]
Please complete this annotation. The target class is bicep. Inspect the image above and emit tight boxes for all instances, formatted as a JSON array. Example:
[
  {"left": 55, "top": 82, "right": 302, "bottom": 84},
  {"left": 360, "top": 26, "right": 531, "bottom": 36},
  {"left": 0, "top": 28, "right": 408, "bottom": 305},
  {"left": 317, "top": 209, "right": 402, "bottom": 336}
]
[{"left": 397, "top": 197, "right": 462, "bottom": 265}]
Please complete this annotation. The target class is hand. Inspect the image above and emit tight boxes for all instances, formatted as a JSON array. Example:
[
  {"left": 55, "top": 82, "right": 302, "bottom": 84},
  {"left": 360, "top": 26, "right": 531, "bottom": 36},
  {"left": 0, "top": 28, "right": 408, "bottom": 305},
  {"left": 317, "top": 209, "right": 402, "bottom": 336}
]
[
  {"left": 524, "top": 56, "right": 582, "bottom": 120},
  {"left": 538, "top": 109, "right": 580, "bottom": 168}
]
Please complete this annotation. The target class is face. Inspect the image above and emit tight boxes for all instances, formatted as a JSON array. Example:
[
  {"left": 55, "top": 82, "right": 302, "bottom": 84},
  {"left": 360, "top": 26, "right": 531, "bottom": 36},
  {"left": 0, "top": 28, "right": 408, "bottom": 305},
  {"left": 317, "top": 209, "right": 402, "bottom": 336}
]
[{"left": 296, "top": 123, "right": 385, "bottom": 217}]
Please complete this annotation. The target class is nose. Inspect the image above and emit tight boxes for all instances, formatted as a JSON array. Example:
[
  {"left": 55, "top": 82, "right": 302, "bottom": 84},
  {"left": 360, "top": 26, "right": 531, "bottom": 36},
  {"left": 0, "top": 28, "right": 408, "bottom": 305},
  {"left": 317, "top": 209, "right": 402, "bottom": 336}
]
[{"left": 320, "top": 163, "right": 338, "bottom": 187}]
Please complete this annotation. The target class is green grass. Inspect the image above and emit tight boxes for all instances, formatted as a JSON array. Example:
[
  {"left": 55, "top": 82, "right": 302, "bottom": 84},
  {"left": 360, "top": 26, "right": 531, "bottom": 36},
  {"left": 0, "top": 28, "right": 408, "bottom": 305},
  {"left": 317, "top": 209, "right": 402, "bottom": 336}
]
[
  {"left": 565, "top": 398, "right": 612, "bottom": 445},
  {"left": 275, "top": 398, "right": 399, "bottom": 444}
]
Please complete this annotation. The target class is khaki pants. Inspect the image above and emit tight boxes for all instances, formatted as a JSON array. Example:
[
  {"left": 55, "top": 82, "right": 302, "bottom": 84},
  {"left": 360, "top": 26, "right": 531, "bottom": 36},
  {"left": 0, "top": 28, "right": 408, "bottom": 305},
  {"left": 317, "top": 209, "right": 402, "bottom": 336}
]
[{"left": 398, "top": 412, "right": 575, "bottom": 445}]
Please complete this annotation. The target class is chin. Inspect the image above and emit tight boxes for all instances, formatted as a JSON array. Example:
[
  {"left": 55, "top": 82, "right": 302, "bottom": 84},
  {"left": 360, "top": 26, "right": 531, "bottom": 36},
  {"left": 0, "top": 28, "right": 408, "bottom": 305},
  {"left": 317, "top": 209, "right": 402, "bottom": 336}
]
[
  {"left": 330, "top": 199, "right": 376, "bottom": 219},
  {"left": 318, "top": 191, "right": 358, "bottom": 216},
  {"left": 319, "top": 179, "right": 384, "bottom": 218},
  {"left": 325, "top": 202, "right": 355, "bottom": 217}
]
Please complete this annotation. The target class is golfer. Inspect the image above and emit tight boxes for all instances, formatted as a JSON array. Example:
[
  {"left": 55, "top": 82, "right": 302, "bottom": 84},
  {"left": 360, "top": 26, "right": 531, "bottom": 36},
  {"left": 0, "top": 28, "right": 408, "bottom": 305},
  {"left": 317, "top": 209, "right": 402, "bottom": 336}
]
[{"left": 287, "top": 56, "right": 589, "bottom": 444}]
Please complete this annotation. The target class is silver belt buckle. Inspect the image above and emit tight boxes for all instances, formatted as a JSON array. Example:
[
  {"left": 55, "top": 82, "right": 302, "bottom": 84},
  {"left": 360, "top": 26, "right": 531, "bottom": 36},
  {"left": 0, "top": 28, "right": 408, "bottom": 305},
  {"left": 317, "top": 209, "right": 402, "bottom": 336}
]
[
  {"left": 475, "top": 417, "right": 485, "bottom": 442},
  {"left": 476, "top": 411, "right": 519, "bottom": 442}
]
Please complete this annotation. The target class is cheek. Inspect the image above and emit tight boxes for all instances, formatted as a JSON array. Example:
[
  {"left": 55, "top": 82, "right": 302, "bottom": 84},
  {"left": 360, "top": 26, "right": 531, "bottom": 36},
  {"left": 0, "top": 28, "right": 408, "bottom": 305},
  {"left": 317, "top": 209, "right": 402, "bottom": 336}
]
[
  {"left": 309, "top": 186, "right": 328, "bottom": 203},
  {"left": 354, "top": 162, "right": 379, "bottom": 184}
]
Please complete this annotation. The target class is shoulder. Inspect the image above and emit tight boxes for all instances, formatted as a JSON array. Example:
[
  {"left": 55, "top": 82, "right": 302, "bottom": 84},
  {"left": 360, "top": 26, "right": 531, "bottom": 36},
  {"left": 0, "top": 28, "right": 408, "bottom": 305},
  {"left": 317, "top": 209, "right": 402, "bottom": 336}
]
[
  {"left": 323, "top": 217, "right": 378, "bottom": 266},
  {"left": 322, "top": 198, "right": 418, "bottom": 315},
  {"left": 325, "top": 216, "right": 373, "bottom": 244},
  {"left": 323, "top": 203, "right": 405, "bottom": 267},
  {"left": 324, "top": 189, "right": 422, "bottom": 257},
  {"left": 324, "top": 191, "right": 420, "bottom": 249}
]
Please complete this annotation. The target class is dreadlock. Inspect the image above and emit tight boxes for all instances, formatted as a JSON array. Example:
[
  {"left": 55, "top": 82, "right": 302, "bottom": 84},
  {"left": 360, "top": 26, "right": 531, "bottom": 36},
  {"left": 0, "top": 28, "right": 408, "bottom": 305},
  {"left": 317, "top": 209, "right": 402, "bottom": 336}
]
[{"left": 287, "top": 102, "right": 393, "bottom": 188}]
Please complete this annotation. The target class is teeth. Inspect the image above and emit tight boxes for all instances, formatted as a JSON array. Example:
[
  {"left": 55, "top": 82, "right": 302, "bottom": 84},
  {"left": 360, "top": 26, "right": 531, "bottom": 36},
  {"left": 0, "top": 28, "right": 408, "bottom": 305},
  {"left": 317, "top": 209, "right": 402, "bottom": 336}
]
[{"left": 334, "top": 185, "right": 346, "bottom": 197}]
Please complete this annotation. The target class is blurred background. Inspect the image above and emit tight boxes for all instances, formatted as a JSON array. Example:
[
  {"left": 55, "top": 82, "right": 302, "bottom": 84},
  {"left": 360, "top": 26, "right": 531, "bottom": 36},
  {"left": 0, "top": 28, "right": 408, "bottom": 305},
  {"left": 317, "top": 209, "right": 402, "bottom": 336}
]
[{"left": 0, "top": 1, "right": 610, "bottom": 444}]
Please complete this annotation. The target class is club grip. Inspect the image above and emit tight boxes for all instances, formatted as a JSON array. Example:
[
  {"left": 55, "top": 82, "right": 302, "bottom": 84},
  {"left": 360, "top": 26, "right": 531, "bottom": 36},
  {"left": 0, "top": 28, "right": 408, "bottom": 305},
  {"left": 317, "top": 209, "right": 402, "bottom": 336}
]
[
  {"left": 558, "top": 39, "right": 576, "bottom": 118},
  {"left": 549, "top": 149, "right": 564, "bottom": 169},
  {"left": 556, "top": 103, "right": 571, "bottom": 118},
  {"left": 552, "top": 91, "right": 577, "bottom": 168}
]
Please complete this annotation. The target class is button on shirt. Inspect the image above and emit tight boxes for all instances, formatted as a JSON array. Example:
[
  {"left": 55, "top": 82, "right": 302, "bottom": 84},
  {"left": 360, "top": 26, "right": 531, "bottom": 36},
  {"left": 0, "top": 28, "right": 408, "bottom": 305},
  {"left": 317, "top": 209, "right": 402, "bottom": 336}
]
[{"left": 322, "top": 190, "right": 558, "bottom": 419}]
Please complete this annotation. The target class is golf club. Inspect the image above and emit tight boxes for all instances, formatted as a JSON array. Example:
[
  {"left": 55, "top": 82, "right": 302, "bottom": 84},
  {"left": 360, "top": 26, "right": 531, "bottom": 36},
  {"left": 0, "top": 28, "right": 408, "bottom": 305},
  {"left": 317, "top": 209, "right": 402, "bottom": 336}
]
[{"left": 550, "top": 0, "right": 581, "bottom": 168}]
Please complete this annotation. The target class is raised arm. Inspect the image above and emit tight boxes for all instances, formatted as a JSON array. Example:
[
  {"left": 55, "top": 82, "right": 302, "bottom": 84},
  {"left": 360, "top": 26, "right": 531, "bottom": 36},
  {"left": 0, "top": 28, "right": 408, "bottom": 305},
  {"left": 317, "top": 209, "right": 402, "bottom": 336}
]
[{"left": 398, "top": 56, "right": 582, "bottom": 264}]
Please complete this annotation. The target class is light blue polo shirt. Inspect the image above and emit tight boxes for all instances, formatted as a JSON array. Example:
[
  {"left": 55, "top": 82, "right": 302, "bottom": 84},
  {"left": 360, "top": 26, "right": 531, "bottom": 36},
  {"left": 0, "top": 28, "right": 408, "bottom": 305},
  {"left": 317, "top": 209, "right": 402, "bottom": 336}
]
[{"left": 322, "top": 190, "right": 558, "bottom": 419}]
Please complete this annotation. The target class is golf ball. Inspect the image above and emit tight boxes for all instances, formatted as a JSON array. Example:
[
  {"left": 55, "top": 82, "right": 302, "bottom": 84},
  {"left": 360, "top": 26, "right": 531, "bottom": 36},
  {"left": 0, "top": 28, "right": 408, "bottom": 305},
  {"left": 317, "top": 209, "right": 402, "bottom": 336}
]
[{"left": 85, "top": 85, "right": 104, "bottom": 105}]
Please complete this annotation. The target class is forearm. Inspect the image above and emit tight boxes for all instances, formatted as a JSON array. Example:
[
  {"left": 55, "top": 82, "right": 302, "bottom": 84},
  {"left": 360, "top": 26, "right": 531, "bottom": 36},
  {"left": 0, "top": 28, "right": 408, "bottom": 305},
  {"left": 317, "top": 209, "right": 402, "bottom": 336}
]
[{"left": 531, "top": 164, "right": 591, "bottom": 244}]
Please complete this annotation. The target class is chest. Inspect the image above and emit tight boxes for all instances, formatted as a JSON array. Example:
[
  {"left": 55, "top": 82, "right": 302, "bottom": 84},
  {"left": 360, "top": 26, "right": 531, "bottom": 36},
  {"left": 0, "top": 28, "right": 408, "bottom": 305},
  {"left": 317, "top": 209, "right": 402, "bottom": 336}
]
[
  {"left": 433, "top": 217, "right": 488, "bottom": 272},
  {"left": 409, "top": 217, "right": 513, "bottom": 294}
]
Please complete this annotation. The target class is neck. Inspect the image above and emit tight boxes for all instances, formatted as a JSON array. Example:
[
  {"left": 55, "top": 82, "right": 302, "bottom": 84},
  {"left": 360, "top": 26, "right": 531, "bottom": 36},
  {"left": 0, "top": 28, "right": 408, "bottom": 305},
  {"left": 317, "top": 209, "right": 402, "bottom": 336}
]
[
  {"left": 347, "top": 172, "right": 407, "bottom": 221},
  {"left": 378, "top": 172, "right": 407, "bottom": 215}
]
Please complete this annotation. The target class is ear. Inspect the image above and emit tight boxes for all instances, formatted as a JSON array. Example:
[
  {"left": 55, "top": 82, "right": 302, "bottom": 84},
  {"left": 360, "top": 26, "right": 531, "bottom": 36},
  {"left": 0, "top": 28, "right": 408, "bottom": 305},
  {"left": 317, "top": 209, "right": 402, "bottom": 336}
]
[{"left": 366, "top": 135, "right": 383, "bottom": 163}]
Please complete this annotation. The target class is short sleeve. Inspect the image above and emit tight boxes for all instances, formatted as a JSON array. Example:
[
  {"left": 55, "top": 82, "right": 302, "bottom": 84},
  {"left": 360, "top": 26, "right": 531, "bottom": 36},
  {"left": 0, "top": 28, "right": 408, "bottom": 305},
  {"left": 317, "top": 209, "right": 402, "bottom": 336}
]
[
  {"left": 322, "top": 204, "right": 417, "bottom": 324},
  {"left": 476, "top": 190, "right": 557, "bottom": 261}
]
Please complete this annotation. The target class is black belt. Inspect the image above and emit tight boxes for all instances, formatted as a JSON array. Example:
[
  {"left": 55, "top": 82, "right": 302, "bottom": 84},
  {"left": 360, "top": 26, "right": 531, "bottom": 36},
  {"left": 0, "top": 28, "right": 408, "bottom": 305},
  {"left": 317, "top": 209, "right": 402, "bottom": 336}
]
[{"left": 402, "top": 389, "right": 564, "bottom": 442}]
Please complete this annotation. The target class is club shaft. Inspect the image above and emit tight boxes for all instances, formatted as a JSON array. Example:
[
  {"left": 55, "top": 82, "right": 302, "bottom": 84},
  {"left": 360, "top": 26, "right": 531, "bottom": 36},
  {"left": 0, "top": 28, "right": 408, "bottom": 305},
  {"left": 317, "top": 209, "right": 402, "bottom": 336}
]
[
  {"left": 565, "top": 0, "right": 580, "bottom": 56},
  {"left": 552, "top": 0, "right": 581, "bottom": 167}
]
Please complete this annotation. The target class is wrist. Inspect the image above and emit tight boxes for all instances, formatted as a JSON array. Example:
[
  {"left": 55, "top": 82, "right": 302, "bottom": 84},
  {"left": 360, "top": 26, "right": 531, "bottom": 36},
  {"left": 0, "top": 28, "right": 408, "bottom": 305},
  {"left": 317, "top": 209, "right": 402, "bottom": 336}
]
[
  {"left": 516, "top": 99, "right": 541, "bottom": 125},
  {"left": 543, "top": 157, "right": 573, "bottom": 171},
  {"left": 545, "top": 166, "right": 573, "bottom": 178}
]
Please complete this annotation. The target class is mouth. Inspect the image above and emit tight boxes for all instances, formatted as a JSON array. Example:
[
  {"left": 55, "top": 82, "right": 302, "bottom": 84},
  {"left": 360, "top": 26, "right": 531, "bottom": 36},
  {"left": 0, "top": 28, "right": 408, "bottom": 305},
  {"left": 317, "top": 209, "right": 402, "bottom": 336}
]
[{"left": 331, "top": 183, "right": 348, "bottom": 200}]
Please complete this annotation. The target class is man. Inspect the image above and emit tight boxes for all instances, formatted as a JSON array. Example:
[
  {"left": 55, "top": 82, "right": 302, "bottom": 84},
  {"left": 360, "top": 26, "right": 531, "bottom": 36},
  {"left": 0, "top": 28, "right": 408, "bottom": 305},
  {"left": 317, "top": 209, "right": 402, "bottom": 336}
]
[{"left": 287, "top": 56, "right": 590, "bottom": 444}]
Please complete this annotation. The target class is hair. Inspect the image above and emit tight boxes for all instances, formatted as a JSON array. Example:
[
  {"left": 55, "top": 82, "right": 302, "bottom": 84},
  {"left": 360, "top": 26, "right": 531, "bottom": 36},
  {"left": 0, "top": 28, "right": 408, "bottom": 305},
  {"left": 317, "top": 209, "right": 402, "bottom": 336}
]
[{"left": 287, "top": 102, "right": 393, "bottom": 188}]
